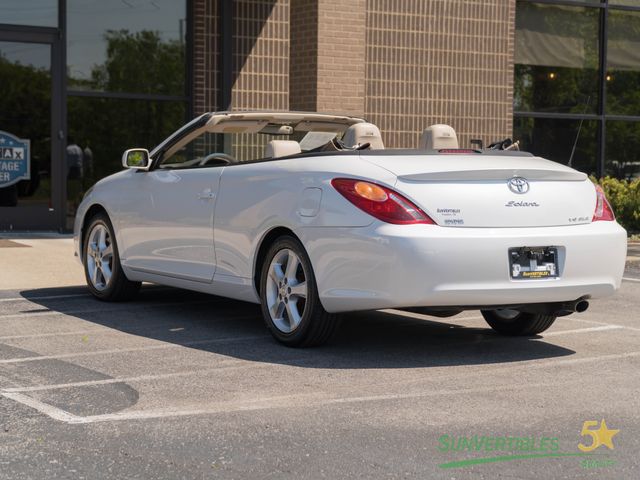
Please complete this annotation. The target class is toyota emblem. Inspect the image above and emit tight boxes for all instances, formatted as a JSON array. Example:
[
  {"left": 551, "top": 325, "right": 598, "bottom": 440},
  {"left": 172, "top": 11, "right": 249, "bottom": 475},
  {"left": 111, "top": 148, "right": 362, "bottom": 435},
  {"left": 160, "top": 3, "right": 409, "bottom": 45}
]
[{"left": 508, "top": 177, "right": 529, "bottom": 194}]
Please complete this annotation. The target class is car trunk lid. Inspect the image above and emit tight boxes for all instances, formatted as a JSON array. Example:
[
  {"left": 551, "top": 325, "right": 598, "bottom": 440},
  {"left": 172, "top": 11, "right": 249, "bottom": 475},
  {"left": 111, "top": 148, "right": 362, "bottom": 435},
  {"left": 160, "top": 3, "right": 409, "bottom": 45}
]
[{"left": 362, "top": 153, "right": 596, "bottom": 227}]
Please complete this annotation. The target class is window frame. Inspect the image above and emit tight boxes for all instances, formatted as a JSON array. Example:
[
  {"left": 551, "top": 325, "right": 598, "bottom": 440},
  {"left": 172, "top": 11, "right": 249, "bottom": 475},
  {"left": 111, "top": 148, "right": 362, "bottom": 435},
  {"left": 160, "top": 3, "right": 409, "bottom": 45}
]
[{"left": 515, "top": 0, "right": 640, "bottom": 178}]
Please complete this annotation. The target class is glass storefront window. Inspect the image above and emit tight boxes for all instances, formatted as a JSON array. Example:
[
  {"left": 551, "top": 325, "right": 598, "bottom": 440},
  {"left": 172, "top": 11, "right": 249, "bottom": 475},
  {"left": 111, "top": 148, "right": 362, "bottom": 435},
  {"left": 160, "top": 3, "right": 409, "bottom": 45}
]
[
  {"left": 605, "top": 121, "right": 640, "bottom": 180},
  {"left": 513, "top": 117, "right": 598, "bottom": 176},
  {"left": 65, "top": 96, "right": 186, "bottom": 227},
  {"left": 0, "top": 42, "right": 52, "bottom": 211},
  {"left": 606, "top": 9, "right": 640, "bottom": 116},
  {"left": 514, "top": 2, "right": 599, "bottom": 114},
  {"left": 0, "top": 0, "right": 57, "bottom": 27},
  {"left": 67, "top": 0, "right": 187, "bottom": 95}
]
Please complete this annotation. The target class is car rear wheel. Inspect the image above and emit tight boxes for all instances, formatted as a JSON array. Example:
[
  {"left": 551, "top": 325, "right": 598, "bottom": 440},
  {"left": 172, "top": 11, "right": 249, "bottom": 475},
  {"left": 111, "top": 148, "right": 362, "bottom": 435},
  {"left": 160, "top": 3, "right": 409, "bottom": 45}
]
[
  {"left": 83, "top": 213, "right": 140, "bottom": 301},
  {"left": 259, "top": 236, "right": 340, "bottom": 347},
  {"left": 481, "top": 309, "right": 557, "bottom": 336}
]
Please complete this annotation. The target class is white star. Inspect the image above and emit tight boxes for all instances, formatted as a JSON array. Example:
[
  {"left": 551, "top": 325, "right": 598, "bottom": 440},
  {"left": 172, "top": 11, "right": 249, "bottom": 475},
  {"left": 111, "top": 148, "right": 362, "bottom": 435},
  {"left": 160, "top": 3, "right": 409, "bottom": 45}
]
[{"left": 0, "top": 138, "right": 5, "bottom": 144}]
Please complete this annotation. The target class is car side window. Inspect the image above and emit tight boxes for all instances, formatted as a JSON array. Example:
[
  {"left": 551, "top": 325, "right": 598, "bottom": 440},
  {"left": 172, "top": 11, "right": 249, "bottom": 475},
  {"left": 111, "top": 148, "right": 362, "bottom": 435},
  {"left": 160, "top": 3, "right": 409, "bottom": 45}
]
[{"left": 159, "top": 132, "right": 233, "bottom": 169}]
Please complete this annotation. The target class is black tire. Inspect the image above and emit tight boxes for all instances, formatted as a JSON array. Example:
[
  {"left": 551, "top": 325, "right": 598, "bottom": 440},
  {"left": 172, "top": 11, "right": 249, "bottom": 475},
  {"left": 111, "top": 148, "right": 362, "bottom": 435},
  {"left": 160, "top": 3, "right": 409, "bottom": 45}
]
[
  {"left": 481, "top": 309, "right": 557, "bottom": 336},
  {"left": 259, "top": 235, "right": 340, "bottom": 347},
  {"left": 83, "top": 213, "right": 141, "bottom": 301}
]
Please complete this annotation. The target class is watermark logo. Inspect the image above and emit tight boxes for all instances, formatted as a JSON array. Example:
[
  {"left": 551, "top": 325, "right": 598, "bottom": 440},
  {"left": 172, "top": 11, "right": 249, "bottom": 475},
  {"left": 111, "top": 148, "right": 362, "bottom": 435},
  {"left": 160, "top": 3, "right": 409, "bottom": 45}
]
[{"left": 438, "top": 419, "right": 619, "bottom": 470}]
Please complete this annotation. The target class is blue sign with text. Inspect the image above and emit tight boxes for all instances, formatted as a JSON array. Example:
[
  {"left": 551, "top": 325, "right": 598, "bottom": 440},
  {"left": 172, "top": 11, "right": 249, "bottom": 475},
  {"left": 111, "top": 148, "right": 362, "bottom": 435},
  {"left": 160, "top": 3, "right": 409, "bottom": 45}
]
[{"left": 0, "top": 130, "right": 30, "bottom": 188}]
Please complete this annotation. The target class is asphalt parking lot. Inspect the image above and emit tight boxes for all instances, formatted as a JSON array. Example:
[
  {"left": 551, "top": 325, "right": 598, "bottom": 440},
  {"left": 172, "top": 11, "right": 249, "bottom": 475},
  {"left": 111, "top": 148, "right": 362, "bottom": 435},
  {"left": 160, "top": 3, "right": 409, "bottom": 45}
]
[{"left": 0, "top": 238, "right": 639, "bottom": 479}]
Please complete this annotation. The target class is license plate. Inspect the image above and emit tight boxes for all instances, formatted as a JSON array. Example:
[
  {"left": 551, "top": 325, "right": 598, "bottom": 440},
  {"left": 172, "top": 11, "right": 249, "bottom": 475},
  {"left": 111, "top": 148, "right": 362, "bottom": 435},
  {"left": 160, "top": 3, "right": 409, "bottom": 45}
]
[{"left": 509, "top": 247, "right": 558, "bottom": 280}]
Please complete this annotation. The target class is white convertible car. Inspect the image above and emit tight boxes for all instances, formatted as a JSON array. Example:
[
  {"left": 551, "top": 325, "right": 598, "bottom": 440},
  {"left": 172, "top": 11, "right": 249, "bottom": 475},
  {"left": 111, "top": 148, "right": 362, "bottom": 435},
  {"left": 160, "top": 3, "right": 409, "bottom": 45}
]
[{"left": 73, "top": 111, "right": 627, "bottom": 346}]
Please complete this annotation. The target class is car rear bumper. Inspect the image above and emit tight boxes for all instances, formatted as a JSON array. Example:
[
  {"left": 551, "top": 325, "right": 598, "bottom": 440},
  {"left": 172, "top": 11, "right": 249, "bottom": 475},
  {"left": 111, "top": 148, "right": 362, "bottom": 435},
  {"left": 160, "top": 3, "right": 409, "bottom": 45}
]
[{"left": 300, "top": 221, "right": 627, "bottom": 313}]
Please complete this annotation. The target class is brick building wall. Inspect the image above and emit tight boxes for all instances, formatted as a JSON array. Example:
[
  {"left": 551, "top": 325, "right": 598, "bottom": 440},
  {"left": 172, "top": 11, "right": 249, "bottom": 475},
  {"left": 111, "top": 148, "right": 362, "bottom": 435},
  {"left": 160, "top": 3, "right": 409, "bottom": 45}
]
[
  {"left": 365, "top": 0, "right": 516, "bottom": 149},
  {"left": 290, "top": 0, "right": 318, "bottom": 111},
  {"left": 192, "top": 0, "right": 219, "bottom": 115},
  {"left": 315, "top": 0, "right": 366, "bottom": 116},
  {"left": 232, "top": 0, "right": 289, "bottom": 112},
  {"left": 192, "top": 0, "right": 516, "bottom": 150},
  {"left": 231, "top": 0, "right": 289, "bottom": 160}
]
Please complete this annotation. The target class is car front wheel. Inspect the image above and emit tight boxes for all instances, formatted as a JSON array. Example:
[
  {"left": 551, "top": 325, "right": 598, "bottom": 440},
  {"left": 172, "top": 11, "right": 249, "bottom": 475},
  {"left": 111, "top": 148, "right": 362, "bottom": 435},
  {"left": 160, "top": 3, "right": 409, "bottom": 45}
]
[
  {"left": 481, "top": 309, "right": 557, "bottom": 336},
  {"left": 83, "top": 213, "right": 140, "bottom": 301},
  {"left": 259, "top": 236, "right": 339, "bottom": 347}
]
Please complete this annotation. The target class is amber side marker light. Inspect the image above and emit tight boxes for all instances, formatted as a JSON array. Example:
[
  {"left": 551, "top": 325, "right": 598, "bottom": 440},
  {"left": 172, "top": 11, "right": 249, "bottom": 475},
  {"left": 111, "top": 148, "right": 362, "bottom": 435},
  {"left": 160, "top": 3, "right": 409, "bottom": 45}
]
[{"left": 354, "top": 181, "right": 388, "bottom": 202}]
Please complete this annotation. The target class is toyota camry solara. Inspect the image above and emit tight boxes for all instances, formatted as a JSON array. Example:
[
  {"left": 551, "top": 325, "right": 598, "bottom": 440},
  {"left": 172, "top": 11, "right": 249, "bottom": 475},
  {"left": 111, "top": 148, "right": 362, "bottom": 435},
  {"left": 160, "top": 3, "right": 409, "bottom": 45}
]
[{"left": 73, "top": 111, "right": 627, "bottom": 346}]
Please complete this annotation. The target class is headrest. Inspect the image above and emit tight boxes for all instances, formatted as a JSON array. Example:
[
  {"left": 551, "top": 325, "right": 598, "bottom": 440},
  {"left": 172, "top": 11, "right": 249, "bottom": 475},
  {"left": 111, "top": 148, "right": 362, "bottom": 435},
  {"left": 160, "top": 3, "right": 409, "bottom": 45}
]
[
  {"left": 420, "top": 124, "right": 459, "bottom": 150},
  {"left": 342, "top": 123, "right": 385, "bottom": 150},
  {"left": 265, "top": 140, "right": 301, "bottom": 158}
]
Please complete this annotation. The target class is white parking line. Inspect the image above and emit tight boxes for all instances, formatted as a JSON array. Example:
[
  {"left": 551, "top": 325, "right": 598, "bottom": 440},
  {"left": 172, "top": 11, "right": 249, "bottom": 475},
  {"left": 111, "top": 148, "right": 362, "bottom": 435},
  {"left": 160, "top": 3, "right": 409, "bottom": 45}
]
[
  {"left": 563, "top": 316, "right": 640, "bottom": 332},
  {"left": 0, "top": 313, "right": 260, "bottom": 341},
  {"left": 0, "top": 320, "right": 627, "bottom": 364},
  {"left": 2, "top": 360, "right": 262, "bottom": 393},
  {"left": 0, "top": 328, "right": 107, "bottom": 341},
  {"left": 0, "top": 298, "right": 227, "bottom": 320},
  {"left": 3, "top": 381, "right": 565, "bottom": 424},
  {"left": 2, "top": 326, "right": 622, "bottom": 393},
  {"left": 541, "top": 325, "right": 624, "bottom": 337},
  {"left": 623, "top": 277, "right": 640, "bottom": 283},
  {"left": 0, "top": 334, "right": 268, "bottom": 364},
  {"left": 4, "top": 351, "right": 640, "bottom": 424},
  {"left": 384, "top": 310, "right": 483, "bottom": 322},
  {"left": 2, "top": 392, "right": 80, "bottom": 423},
  {"left": 0, "top": 293, "right": 90, "bottom": 303}
]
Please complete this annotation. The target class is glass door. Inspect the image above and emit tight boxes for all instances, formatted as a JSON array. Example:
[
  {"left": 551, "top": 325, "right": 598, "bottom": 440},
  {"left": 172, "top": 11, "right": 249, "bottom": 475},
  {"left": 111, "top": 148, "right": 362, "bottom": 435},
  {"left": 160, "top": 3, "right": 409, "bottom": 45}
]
[{"left": 0, "top": 32, "right": 63, "bottom": 230}]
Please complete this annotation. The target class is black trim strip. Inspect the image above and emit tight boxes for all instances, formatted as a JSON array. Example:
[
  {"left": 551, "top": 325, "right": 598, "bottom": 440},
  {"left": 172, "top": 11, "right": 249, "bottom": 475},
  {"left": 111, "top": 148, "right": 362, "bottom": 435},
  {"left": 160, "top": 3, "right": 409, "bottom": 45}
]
[
  {"left": 67, "top": 90, "right": 188, "bottom": 102},
  {"left": 185, "top": 0, "right": 194, "bottom": 121},
  {"left": 219, "top": 0, "right": 233, "bottom": 111},
  {"left": 0, "top": 23, "right": 59, "bottom": 36},
  {"left": 514, "top": 111, "right": 640, "bottom": 122},
  {"left": 597, "top": 5, "right": 609, "bottom": 177},
  {"left": 513, "top": 111, "right": 600, "bottom": 120},
  {"left": 516, "top": 0, "right": 605, "bottom": 9},
  {"left": 149, "top": 113, "right": 213, "bottom": 168},
  {"left": 0, "top": 28, "right": 57, "bottom": 43}
]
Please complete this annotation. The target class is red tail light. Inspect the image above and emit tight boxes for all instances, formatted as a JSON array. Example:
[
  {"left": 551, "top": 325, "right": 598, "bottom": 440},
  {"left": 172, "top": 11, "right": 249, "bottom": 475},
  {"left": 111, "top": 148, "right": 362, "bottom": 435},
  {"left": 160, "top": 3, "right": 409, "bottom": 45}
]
[
  {"left": 331, "top": 178, "right": 435, "bottom": 225},
  {"left": 592, "top": 185, "right": 615, "bottom": 222}
]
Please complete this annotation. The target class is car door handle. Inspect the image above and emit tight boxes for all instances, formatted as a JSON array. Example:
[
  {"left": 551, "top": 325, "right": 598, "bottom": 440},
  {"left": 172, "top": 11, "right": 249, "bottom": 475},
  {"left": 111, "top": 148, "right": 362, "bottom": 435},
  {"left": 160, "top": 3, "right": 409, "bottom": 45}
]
[{"left": 197, "top": 189, "right": 215, "bottom": 200}]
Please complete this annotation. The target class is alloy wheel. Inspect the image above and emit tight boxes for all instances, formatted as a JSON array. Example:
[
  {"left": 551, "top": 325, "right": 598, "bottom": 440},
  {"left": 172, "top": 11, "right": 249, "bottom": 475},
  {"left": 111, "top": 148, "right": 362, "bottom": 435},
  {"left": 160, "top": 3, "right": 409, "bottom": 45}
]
[
  {"left": 86, "top": 224, "right": 114, "bottom": 291},
  {"left": 266, "top": 248, "right": 308, "bottom": 333}
]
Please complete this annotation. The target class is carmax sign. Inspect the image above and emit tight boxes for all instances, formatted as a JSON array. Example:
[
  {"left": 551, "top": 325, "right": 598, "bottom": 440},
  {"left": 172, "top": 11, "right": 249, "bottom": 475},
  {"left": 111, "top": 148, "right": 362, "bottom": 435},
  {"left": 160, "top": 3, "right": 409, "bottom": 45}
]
[{"left": 0, "top": 130, "right": 30, "bottom": 187}]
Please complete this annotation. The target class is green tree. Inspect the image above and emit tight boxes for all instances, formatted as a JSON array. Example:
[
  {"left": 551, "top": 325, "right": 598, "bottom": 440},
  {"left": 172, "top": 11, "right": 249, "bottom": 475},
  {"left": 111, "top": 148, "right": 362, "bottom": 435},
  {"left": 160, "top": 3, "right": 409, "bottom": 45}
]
[{"left": 68, "top": 30, "right": 186, "bottom": 185}]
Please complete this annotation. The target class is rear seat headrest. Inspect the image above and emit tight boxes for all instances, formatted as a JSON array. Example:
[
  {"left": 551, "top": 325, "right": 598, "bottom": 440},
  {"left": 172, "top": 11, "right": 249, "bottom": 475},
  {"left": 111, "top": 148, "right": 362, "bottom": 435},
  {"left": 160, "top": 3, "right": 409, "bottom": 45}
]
[
  {"left": 342, "top": 123, "right": 385, "bottom": 150},
  {"left": 420, "top": 124, "right": 459, "bottom": 150},
  {"left": 265, "top": 140, "right": 301, "bottom": 158}
]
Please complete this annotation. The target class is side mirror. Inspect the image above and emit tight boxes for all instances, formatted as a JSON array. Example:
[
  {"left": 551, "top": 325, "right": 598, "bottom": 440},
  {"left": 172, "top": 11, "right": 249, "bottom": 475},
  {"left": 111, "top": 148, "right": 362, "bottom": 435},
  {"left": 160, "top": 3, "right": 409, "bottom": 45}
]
[{"left": 122, "top": 148, "right": 151, "bottom": 170}]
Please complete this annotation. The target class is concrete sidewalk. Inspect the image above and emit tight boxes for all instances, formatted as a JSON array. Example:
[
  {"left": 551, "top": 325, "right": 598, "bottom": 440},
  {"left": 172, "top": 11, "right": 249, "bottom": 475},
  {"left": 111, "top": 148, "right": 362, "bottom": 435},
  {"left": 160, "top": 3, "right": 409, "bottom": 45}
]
[{"left": 0, "top": 238, "right": 84, "bottom": 290}]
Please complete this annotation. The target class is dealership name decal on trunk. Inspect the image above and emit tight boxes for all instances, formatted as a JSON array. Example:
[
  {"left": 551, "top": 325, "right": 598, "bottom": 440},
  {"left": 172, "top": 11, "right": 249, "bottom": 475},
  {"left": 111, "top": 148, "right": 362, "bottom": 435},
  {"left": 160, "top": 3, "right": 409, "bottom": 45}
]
[{"left": 505, "top": 200, "right": 540, "bottom": 207}]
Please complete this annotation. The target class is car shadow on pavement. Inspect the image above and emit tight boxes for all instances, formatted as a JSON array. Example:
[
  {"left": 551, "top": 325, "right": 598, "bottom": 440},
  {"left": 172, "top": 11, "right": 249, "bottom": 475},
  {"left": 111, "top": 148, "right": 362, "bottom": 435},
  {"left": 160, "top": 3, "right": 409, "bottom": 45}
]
[{"left": 19, "top": 285, "right": 576, "bottom": 370}]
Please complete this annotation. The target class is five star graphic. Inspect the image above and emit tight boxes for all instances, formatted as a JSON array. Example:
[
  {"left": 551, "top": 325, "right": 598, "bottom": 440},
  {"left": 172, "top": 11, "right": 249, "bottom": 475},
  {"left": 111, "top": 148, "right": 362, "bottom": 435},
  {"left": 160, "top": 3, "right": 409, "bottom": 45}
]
[{"left": 593, "top": 419, "right": 619, "bottom": 450}]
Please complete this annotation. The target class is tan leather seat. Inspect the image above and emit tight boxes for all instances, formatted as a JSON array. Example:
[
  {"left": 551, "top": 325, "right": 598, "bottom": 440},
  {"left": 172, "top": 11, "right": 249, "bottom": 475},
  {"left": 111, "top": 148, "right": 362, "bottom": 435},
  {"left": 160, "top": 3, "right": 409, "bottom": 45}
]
[
  {"left": 265, "top": 140, "right": 302, "bottom": 158},
  {"left": 420, "top": 124, "right": 459, "bottom": 150},
  {"left": 342, "top": 123, "right": 384, "bottom": 150}
]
